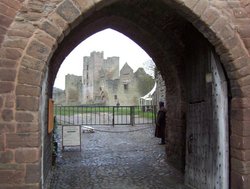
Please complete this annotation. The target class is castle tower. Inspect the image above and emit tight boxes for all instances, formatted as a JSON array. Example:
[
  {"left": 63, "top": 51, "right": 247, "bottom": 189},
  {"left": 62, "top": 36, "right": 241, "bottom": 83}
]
[{"left": 82, "top": 51, "right": 119, "bottom": 104}]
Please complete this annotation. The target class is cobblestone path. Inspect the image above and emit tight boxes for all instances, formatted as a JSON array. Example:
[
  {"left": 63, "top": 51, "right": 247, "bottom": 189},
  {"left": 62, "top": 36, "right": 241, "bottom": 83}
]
[{"left": 49, "top": 125, "right": 190, "bottom": 189}]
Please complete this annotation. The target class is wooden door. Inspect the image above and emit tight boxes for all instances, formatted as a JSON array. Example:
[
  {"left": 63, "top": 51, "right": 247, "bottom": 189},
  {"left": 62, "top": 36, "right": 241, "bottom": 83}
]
[{"left": 185, "top": 38, "right": 228, "bottom": 189}]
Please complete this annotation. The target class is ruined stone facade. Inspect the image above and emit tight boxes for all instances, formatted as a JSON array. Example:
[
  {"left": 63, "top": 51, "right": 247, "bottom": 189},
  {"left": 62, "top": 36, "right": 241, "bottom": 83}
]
[
  {"left": 54, "top": 51, "right": 154, "bottom": 106},
  {"left": 1, "top": 0, "right": 250, "bottom": 188}
]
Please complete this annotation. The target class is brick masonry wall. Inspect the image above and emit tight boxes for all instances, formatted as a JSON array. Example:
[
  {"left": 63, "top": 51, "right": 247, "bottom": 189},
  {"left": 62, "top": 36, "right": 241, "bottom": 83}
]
[{"left": 0, "top": 0, "right": 250, "bottom": 188}]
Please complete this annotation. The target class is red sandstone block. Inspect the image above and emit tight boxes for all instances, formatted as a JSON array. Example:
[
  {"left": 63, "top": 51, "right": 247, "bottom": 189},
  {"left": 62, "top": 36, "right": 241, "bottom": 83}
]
[
  {"left": 231, "top": 157, "right": 250, "bottom": 174},
  {"left": 231, "top": 148, "right": 250, "bottom": 161},
  {"left": 15, "top": 148, "right": 39, "bottom": 163},
  {"left": 1, "top": 0, "right": 21, "bottom": 10},
  {"left": 25, "top": 163, "right": 41, "bottom": 183},
  {"left": 0, "top": 96, "right": 3, "bottom": 108},
  {"left": 238, "top": 25, "right": 250, "bottom": 38},
  {"left": 232, "top": 98, "right": 250, "bottom": 109},
  {"left": 231, "top": 109, "right": 250, "bottom": 121},
  {"left": 184, "top": 0, "right": 198, "bottom": 9},
  {"left": 0, "top": 14, "right": 13, "bottom": 29},
  {"left": 0, "top": 58, "right": 17, "bottom": 68},
  {"left": 16, "top": 96, "right": 39, "bottom": 111},
  {"left": 0, "top": 82, "right": 14, "bottom": 94},
  {"left": 0, "top": 123, "right": 16, "bottom": 133},
  {"left": 16, "top": 84, "right": 40, "bottom": 97},
  {"left": 1, "top": 109, "right": 14, "bottom": 121},
  {"left": 5, "top": 94, "right": 15, "bottom": 108},
  {"left": 0, "top": 3, "right": 17, "bottom": 18},
  {"left": 56, "top": 0, "right": 81, "bottom": 23},
  {"left": 26, "top": 40, "right": 50, "bottom": 62},
  {"left": 231, "top": 134, "right": 250, "bottom": 150},
  {"left": 231, "top": 171, "right": 250, "bottom": 189},
  {"left": 20, "top": 55, "right": 45, "bottom": 71},
  {"left": 231, "top": 119, "right": 250, "bottom": 137},
  {"left": 0, "top": 163, "right": 25, "bottom": 182},
  {"left": 0, "top": 134, "right": 5, "bottom": 151},
  {"left": 16, "top": 123, "right": 39, "bottom": 133},
  {"left": 0, "top": 184, "right": 40, "bottom": 189},
  {"left": 0, "top": 48, "right": 22, "bottom": 60},
  {"left": 15, "top": 111, "right": 34, "bottom": 123},
  {"left": 193, "top": 0, "right": 208, "bottom": 17},
  {"left": 201, "top": 7, "right": 220, "bottom": 25},
  {"left": 0, "top": 150, "right": 14, "bottom": 163},
  {"left": 0, "top": 68, "right": 16, "bottom": 81},
  {"left": 18, "top": 67, "right": 42, "bottom": 86},
  {"left": 6, "top": 133, "right": 40, "bottom": 148}
]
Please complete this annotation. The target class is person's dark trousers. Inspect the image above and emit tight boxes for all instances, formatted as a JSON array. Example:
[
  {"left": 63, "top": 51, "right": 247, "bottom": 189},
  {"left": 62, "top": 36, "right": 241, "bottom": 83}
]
[{"left": 160, "top": 137, "right": 165, "bottom": 144}]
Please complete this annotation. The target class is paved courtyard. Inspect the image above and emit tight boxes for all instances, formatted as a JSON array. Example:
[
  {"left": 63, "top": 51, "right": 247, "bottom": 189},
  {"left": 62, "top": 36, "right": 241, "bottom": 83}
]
[{"left": 48, "top": 125, "right": 189, "bottom": 189}]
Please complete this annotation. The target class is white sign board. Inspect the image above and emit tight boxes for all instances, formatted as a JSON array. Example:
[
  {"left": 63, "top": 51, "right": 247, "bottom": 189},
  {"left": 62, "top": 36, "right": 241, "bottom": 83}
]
[{"left": 62, "top": 126, "right": 81, "bottom": 146}]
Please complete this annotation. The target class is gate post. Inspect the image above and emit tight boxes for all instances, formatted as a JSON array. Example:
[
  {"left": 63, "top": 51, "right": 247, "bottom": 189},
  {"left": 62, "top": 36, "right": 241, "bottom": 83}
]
[
  {"left": 130, "top": 106, "right": 135, "bottom": 126},
  {"left": 112, "top": 106, "right": 115, "bottom": 127}
]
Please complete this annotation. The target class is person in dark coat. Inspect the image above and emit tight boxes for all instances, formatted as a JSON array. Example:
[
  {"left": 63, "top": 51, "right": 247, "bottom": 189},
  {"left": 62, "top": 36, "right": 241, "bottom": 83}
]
[{"left": 155, "top": 101, "right": 166, "bottom": 145}]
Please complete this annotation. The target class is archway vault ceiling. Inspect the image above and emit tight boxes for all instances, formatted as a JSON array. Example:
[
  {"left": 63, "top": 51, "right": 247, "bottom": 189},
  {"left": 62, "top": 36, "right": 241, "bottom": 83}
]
[{"left": 50, "top": 0, "right": 190, "bottom": 89}]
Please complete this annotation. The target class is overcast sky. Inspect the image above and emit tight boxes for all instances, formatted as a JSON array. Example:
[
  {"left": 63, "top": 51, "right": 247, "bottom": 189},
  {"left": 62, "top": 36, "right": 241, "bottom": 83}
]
[{"left": 54, "top": 28, "right": 152, "bottom": 90}]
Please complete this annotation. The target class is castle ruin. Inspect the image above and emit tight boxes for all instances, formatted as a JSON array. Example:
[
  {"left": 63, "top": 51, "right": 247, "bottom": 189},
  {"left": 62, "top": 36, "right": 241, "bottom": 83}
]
[{"left": 54, "top": 51, "right": 154, "bottom": 106}]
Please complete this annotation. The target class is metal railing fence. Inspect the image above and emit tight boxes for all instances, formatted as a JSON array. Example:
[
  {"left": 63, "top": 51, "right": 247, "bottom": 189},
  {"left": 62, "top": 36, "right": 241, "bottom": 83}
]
[{"left": 54, "top": 105, "right": 156, "bottom": 126}]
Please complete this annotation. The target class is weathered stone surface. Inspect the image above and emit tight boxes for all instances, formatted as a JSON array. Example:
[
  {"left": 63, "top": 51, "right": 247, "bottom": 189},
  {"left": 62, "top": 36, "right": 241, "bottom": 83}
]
[
  {"left": 0, "top": 123, "right": 15, "bottom": 133},
  {"left": 16, "top": 123, "right": 39, "bottom": 133},
  {"left": 0, "top": 96, "right": 3, "bottom": 108},
  {"left": 25, "top": 163, "right": 41, "bottom": 183},
  {"left": 15, "top": 111, "right": 34, "bottom": 122},
  {"left": 26, "top": 40, "right": 50, "bottom": 62},
  {"left": 3, "top": 38, "right": 28, "bottom": 49},
  {"left": 0, "top": 48, "right": 21, "bottom": 60},
  {"left": 0, "top": 69, "right": 16, "bottom": 81},
  {"left": 48, "top": 12, "right": 68, "bottom": 34},
  {"left": 231, "top": 171, "right": 250, "bottom": 189},
  {"left": 1, "top": 0, "right": 22, "bottom": 10},
  {"left": 0, "top": 58, "right": 17, "bottom": 68},
  {"left": 16, "top": 85, "right": 40, "bottom": 97},
  {"left": 18, "top": 67, "right": 42, "bottom": 86},
  {"left": 193, "top": 0, "right": 208, "bottom": 17},
  {"left": 56, "top": 0, "right": 81, "bottom": 23},
  {"left": 33, "top": 29, "right": 56, "bottom": 51},
  {"left": 73, "top": 0, "right": 95, "bottom": 12},
  {"left": 231, "top": 109, "right": 250, "bottom": 121},
  {"left": 0, "top": 150, "right": 14, "bottom": 163},
  {"left": 0, "top": 14, "right": 13, "bottom": 28},
  {"left": 40, "top": 20, "right": 61, "bottom": 39},
  {"left": 231, "top": 158, "right": 250, "bottom": 174},
  {"left": 20, "top": 55, "right": 45, "bottom": 71},
  {"left": 16, "top": 96, "right": 39, "bottom": 111},
  {"left": 5, "top": 94, "right": 15, "bottom": 108},
  {"left": 6, "top": 133, "right": 40, "bottom": 148},
  {"left": 232, "top": 98, "right": 250, "bottom": 109},
  {"left": 0, "top": 134, "right": 4, "bottom": 151},
  {"left": 0, "top": 3, "right": 17, "bottom": 18},
  {"left": 232, "top": 148, "right": 250, "bottom": 161},
  {"left": 231, "top": 119, "right": 250, "bottom": 137},
  {"left": 231, "top": 134, "right": 250, "bottom": 150},
  {"left": 0, "top": 82, "right": 14, "bottom": 94},
  {"left": 201, "top": 7, "right": 220, "bottom": 25},
  {"left": 184, "top": 0, "right": 198, "bottom": 9},
  {"left": 1, "top": 109, "right": 14, "bottom": 121},
  {"left": 15, "top": 148, "right": 39, "bottom": 163}
]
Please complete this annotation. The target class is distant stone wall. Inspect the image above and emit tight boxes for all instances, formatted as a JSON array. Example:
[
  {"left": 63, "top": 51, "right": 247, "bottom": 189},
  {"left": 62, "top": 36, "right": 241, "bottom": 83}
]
[
  {"left": 65, "top": 74, "right": 82, "bottom": 105},
  {"left": 153, "top": 71, "right": 166, "bottom": 109}
]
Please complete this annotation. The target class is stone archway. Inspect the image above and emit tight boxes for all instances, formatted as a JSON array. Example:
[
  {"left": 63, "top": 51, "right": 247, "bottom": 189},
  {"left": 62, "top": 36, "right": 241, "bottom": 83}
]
[{"left": 0, "top": 0, "right": 250, "bottom": 188}]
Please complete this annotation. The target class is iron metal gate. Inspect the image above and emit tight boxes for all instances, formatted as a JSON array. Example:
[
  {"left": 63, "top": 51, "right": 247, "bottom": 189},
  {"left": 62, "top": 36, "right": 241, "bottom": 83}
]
[{"left": 54, "top": 105, "right": 156, "bottom": 126}]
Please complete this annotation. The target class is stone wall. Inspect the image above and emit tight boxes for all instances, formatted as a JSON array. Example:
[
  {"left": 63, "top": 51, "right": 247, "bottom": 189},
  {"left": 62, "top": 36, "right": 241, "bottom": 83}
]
[{"left": 0, "top": 0, "right": 250, "bottom": 188}]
